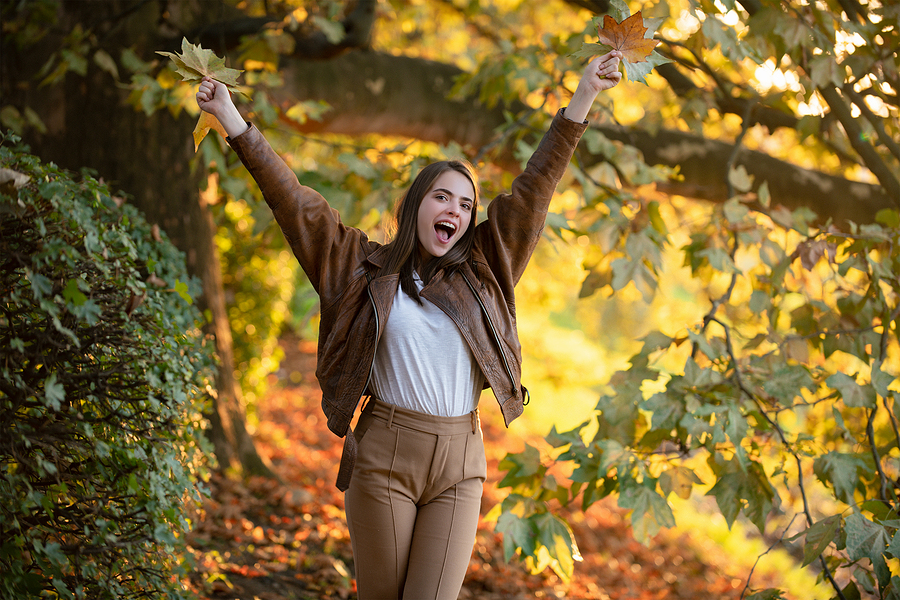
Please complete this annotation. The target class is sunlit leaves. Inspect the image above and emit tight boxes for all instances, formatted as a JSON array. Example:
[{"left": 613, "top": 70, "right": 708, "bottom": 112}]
[
  {"left": 503, "top": 153, "right": 900, "bottom": 591},
  {"left": 494, "top": 492, "right": 582, "bottom": 581}
]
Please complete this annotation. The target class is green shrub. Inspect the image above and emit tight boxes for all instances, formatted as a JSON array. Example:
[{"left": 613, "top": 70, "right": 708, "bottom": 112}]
[{"left": 0, "top": 131, "right": 215, "bottom": 599}]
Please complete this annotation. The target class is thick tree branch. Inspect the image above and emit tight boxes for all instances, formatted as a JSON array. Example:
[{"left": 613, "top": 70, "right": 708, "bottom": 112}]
[
  {"left": 655, "top": 60, "right": 799, "bottom": 133},
  {"left": 561, "top": 0, "right": 611, "bottom": 14},
  {"left": 270, "top": 50, "right": 894, "bottom": 226},
  {"left": 845, "top": 87, "right": 900, "bottom": 163}
]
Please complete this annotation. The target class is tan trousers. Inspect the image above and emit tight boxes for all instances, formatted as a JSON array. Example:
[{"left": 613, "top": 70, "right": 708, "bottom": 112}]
[{"left": 344, "top": 398, "right": 486, "bottom": 600}]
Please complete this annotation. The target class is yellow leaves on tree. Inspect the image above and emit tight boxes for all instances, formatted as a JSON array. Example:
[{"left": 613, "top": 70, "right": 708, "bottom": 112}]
[
  {"left": 596, "top": 12, "right": 660, "bottom": 64},
  {"left": 156, "top": 38, "right": 245, "bottom": 151}
]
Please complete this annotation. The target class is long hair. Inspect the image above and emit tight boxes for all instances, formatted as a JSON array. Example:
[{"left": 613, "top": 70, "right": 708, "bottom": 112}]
[{"left": 378, "top": 160, "right": 479, "bottom": 304}]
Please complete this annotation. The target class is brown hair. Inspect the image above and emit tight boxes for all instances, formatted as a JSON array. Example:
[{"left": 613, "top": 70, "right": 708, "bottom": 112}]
[{"left": 378, "top": 160, "right": 479, "bottom": 304}]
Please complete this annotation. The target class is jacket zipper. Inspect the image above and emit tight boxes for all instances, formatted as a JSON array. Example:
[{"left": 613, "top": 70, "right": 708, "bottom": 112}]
[
  {"left": 362, "top": 277, "right": 379, "bottom": 401},
  {"left": 461, "top": 271, "right": 518, "bottom": 399}
]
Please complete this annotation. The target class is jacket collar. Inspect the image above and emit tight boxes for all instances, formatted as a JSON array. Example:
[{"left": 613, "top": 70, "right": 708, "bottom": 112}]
[{"left": 364, "top": 243, "right": 390, "bottom": 269}]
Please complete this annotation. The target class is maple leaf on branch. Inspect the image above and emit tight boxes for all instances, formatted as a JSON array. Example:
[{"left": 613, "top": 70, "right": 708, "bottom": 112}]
[
  {"left": 157, "top": 37, "right": 247, "bottom": 151},
  {"left": 572, "top": 0, "right": 671, "bottom": 86}
]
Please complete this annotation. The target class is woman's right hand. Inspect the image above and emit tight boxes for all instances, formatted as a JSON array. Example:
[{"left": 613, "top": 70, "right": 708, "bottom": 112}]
[{"left": 196, "top": 76, "right": 248, "bottom": 138}]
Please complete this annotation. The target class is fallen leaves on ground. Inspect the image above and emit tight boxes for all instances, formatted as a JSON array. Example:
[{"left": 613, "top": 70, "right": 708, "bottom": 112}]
[{"left": 184, "top": 333, "right": 779, "bottom": 599}]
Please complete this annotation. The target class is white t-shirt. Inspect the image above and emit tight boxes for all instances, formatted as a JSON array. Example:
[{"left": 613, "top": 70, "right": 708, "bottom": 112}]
[{"left": 370, "top": 275, "right": 484, "bottom": 417}]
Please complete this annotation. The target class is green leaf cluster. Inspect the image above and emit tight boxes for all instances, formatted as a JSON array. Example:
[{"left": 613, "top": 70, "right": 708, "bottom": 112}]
[
  {"left": 490, "top": 444, "right": 582, "bottom": 581},
  {"left": 0, "top": 131, "right": 215, "bottom": 599}
]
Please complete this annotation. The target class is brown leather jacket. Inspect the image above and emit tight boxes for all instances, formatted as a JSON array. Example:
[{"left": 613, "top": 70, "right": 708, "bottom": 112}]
[{"left": 229, "top": 109, "right": 587, "bottom": 489}]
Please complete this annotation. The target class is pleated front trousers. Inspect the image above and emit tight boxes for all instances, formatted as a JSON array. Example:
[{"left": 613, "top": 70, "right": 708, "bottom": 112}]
[{"left": 344, "top": 398, "right": 486, "bottom": 600}]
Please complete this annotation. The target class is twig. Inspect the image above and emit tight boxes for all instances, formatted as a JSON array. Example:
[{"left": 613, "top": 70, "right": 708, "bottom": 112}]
[{"left": 739, "top": 514, "right": 799, "bottom": 600}]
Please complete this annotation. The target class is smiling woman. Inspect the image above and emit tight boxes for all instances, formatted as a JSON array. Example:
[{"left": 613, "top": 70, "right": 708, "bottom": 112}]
[
  {"left": 195, "top": 46, "right": 622, "bottom": 600},
  {"left": 416, "top": 169, "right": 474, "bottom": 260}
]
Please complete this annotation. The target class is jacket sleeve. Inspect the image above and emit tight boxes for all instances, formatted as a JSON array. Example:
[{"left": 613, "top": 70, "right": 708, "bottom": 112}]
[
  {"left": 475, "top": 109, "right": 587, "bottom": 290},
  {"left": 228, "top": 124, "right": 368, "bottom": 303}
]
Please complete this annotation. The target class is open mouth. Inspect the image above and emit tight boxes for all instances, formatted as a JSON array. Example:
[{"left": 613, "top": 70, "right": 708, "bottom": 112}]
[{"left": 434, "top": 221, "right": 457, "bottom": 243}]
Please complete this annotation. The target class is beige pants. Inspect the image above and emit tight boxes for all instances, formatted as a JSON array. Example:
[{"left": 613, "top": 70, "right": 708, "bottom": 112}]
[{"left": 344, "top": 398, "right": 486, "bottom": 600}]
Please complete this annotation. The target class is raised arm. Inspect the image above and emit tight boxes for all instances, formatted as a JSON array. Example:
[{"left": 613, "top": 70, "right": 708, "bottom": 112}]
[
  {"left": 475, "top": 51, "right": 622, "bottom": 288},
  {"left": 195, "top": 77, "right": 368, "bottom": 302}
]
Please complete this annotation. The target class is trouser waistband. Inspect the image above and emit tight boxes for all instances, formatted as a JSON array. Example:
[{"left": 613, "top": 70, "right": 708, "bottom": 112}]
[{"left": 364, "top": 397, "right": 480, "bottom": 435}]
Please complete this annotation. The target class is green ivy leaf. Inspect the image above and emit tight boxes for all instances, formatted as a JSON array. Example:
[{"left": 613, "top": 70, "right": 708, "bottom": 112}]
[
  {"left": 44, "top": 372, "right": 65, "bottom": 411},
  {"left": 174, "top": 279, "right": 193, "bottom": 304}
]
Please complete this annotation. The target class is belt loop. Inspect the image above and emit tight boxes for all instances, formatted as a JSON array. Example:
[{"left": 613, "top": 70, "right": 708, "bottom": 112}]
[
  {"left": 471, "top": 409, "right": 477, "bottom": 434},
  {"left": 387, "top": 404, "right": 396, "bottom": 429}
]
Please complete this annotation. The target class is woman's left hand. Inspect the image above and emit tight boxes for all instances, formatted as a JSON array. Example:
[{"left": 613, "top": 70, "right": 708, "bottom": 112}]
[
  {"left": 564, "top": 50, "right": 622, "bottom": 122},
  {"left": 580, "top": 50, "right": 623, "bottom": 94}
]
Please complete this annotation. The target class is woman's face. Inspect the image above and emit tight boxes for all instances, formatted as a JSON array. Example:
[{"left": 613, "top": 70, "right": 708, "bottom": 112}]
[{"left": 416, "top": 170, "right": 475, "bottom": 261}]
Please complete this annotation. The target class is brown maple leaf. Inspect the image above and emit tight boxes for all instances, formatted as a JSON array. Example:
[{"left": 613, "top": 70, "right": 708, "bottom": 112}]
[{"left": 596, "top": 11, "right": 660, "bottom": 64}]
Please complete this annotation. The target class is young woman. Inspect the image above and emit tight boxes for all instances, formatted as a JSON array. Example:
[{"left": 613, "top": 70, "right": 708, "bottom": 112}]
[{"left": 197, "top": 48, "right": 621, "bottom": 600}]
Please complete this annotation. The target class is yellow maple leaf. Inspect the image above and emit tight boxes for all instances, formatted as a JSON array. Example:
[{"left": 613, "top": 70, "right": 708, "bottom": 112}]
[
  {"left": 596, "top": 12, "right": 660, "bottom": 64},
  {"left": 193, "top": 111, "right": 229, "bottom": 151}
]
